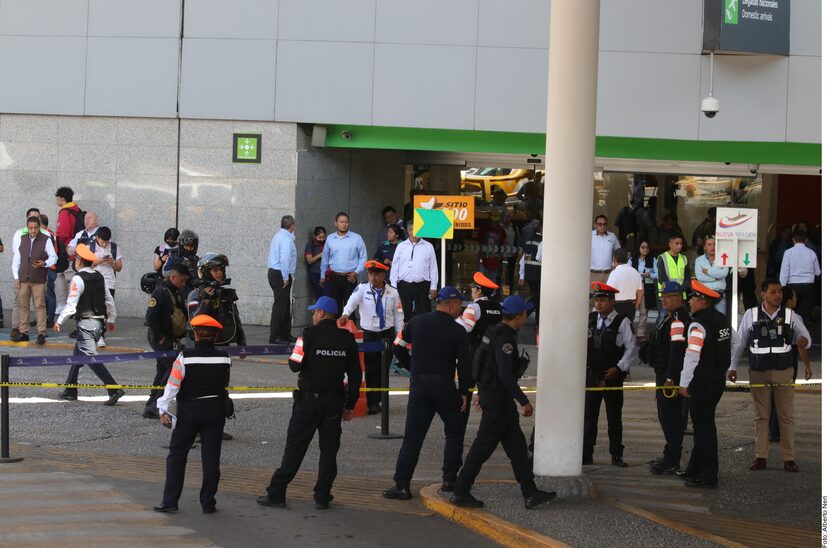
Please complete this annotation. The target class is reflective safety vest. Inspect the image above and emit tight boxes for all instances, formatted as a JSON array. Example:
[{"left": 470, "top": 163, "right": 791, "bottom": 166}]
[
  {"left": 657, "top": 252, "right": 687, "bottom": 298},
  {"left": 747, "top": 306, "right": 794, "bottom": 372}
]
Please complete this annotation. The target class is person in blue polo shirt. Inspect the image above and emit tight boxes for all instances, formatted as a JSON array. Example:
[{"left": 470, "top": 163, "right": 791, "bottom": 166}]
[{"left": 320, "top": 212, "right": 368, "bottom": 314}]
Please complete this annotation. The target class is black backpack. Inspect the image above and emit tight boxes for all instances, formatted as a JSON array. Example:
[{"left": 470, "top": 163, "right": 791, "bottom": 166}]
[
  {"left": 54, "top": 237, "right": 70, "bottom": 273},
  {"left": 73, "top": 209, "right": 86, "bottom": 236}
]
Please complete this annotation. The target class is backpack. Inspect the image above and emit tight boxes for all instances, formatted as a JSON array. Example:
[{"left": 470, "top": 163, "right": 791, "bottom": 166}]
[
  {"left": 73, "top": 209, "right": 86, "bottom": 236},
  {"left": 54, "top": 237, "right": 70, "bottom": 273}
]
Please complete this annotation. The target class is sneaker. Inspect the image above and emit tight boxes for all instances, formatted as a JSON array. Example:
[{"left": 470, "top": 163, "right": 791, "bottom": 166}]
[
  {"left": 68, "top": 329, "right": 77, "bottom": 339},
  {"left": 104, "top": 389, "right": 125, "bottom": 406},
  {"left": 36, "top": 334, "right": 46, "bottom": 345},
  {"left": 97, "top": 338, "right": 106, "bottom": 348},
  {"left": 17, "top": 333, "right": 29, "bottom": 342}
]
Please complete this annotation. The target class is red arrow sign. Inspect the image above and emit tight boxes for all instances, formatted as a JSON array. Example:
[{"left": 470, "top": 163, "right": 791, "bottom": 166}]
[{"left": 720, "top": 253, "right": 729, "bottom": 266}]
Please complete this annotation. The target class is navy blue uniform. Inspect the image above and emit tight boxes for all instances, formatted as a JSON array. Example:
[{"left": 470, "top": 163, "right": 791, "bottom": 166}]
[
  {"left": 391, "top": 310, "right": 472, "bottom": 487},
  {"left": 144, "top": 279, "right": 187, "bottom": 416}
]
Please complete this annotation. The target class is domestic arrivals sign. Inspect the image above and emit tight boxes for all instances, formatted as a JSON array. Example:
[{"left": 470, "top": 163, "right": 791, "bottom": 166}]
[{"left": 703, "top": 0, "right": 790, "bottom": 55}]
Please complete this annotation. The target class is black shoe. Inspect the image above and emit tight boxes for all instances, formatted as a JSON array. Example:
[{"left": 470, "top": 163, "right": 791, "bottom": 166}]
[
  {"left": 256, "top": 495, "right": 286, "bottom": 508},
  {"left": 315, "top": 501, "right": 330, "bottom": 510},
  {"left": 382, "top": 485, "right": 412, "bottom": 500},
  {"left": 104, "top": 389, "right": 125, "bottom": 406},
  {"left": 0, "top": 320, "right": 4, "bottom": 328},
  {"left": 57, "top": 390, "right": 78, "bottom": 401},
  {"left": 367, "top": 405, "right": 381, "bottom": 415},
  {"left": 202, "top": 506, "right": 217, "bottom": 514},
  {"left": 36, "top": 334, "right": 46, "bottom": 345},
  {"left": 143, "top": 407, "right": 160, "bottom": 419},
  {"left": 68, "top": 329, "right": 77, "bottom": 339},
  {"left": 16, "top": 333, "right": 29, "bottom": 342},
  {"left": 611, "top": 456, "right": 628, "bottom": 468},
  {"left": 684, "top": 479, "right": 717, "bottom": 488},
  {"left": 222, "top": 432, "right": 233, "bottom": 441},
  {"left": 769, "top": 436, "right": 780, "bottom": 443},
  {"left": 440, "top": 479, "right": 455, "bottom": 493},
  {"left": 647, "top": 457, "right": 665, "bottom": 467},
  {"left": 153, "top": 504, "right": 178, "bottom": 513},
  {"left": 582, "top": 455, "right": 593, "bottom": 465},
  {"left": 524, "top": 489, "right": 557, "bottom": 509},
  {"left": 650, "top": 461, "right": 680, "bottom": 476},
  {"left": 449, "top": 493, "right": 484, "bottom": 508}
]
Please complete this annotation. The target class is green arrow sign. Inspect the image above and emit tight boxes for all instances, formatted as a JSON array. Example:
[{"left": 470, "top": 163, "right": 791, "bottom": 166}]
[
  {"left": 414, "top": 208, "right": 454, "bottom": 239},
  {"left": 743, "top": 253, "right": 751, "bottom": 265}
]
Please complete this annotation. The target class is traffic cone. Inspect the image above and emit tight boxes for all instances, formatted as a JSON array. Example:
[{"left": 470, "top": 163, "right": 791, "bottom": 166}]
[{"left": 340, "top": 320, "right": 367, "bottom": 417}]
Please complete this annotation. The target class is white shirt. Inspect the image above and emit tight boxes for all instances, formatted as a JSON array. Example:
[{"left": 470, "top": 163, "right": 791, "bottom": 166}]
[
  {"left": 56, "top": 267, "right": 117, "bottom": 325},
  {"left": 606, "top": 263, "right": 643, "bottom": 301},
  {"left": 91, "top": 241, "right": 122, "bottom": 290},
  {"left": 590, "top": 230, "right": 620, "bottom": 270},
  {"left": 535, "top": 241, "right": 543, "bottom": 262},
  {"left": 11, "top": 232, "right": 58, "bottom": 280},
  {"left": 342, "top": 282, "right": 405, "bottom": 334},
  {"left": 389, "top": 238, "right": 439, "bottom": 290},
  {"left": 780, "top": 243, "right": 821, "bottom": 285}
]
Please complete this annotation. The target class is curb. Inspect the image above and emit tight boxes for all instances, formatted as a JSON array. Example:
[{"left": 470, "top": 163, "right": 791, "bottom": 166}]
[{"left": 419, "top": 483, "right": 569, "bottom": 547}]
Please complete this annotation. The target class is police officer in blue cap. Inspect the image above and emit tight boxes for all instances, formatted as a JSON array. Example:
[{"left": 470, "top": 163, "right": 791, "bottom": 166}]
[
  {"left": 257, "top": 296, "right": 362, "bottom": 510},
  {"left": 451, "top": 295, "right": 557, "bottom": 509},
  {"left": 383, "top": 286, "right": 472, "bottom": 500}
]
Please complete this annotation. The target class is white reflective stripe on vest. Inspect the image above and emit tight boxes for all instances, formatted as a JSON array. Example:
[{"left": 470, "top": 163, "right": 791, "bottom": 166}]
[
  {"left": 748, "top": 307, "right": 793, "bottom": 354},
  {"left": 180, "top": 356, "right": 232, "bottom": 365}
]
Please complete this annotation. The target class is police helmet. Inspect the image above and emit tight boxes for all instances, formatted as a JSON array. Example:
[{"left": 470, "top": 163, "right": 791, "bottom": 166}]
[
  {"left": 197, "top": 253, "right": 229, "bottom": 280},
  {"left": 140, "top": 272, "right": 160, "bottom": 294},
  {"left": 178, "top": 229, "right": 199, "bottom": 253}
]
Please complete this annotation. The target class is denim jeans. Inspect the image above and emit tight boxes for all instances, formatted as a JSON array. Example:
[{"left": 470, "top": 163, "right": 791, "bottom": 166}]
[{"left": 46, "top": 268, "right": 57, "bottom": 321}]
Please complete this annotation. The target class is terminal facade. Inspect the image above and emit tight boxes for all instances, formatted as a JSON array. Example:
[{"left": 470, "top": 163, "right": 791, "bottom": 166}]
[{"left": 0, "top": 0, "right": 820, "bottom": 323}]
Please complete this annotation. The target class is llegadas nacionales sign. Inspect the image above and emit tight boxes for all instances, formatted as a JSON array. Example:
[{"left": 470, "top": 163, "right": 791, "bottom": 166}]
[{"left": 703, "top": 0, "right": 790, "bottom": 55}]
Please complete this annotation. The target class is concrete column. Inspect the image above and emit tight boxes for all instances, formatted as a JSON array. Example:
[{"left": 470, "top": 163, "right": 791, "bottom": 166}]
[{"left": 534, "top": 0, "right": 601, "bottom": 477}]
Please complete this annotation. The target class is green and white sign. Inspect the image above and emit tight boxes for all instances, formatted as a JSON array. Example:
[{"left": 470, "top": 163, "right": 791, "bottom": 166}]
[
  {"left": 724, "top": 0, "right": 738, "bottom": 24},
  {"left": 233, "top": 133, "right": 262, "bottom": 163},
  {"left": 703, "top": 0, "right": 790, "bottom": 55}
]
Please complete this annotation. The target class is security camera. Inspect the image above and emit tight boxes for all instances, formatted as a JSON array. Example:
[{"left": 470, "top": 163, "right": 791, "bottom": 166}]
[
  {"left": 747, "top": 163, "right": 759, "bottom": 175},
  {"left": 341, "top": 130, "right": 352, "bottom": 141},
  {"left": 701, "top": 96, "right": 719, "bottom": 118}
]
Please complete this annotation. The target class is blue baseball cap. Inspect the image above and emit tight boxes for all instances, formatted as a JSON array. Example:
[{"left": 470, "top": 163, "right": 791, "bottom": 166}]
[
  {"left": 502, "top": 295, "right": 534, "bottom": 315},
  {"left": 307, "top": 296, "right": 338, "bottom": 315},
  {"left": 436, "top": 286, "right": 463, "bottom": 302},
  {"left": 662, "top": 281, "right": 683, "bottom": 295}
]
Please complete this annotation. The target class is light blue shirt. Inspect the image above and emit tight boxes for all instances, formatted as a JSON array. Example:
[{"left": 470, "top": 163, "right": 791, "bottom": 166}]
[
  {"left": 320, "top": 231, "right": 367, "bottom": 279},
  {"left": 268, "top": 228, "right": 297, "bottom": 279},
  {"left": 694, "top": 254, "right": 729, "bottom": 292},
  {"left": 780, "top": 243, "right": 821, "bottom": 285},
  {"left": 628, "top": 256, "right": 657, "bottom": 284}
]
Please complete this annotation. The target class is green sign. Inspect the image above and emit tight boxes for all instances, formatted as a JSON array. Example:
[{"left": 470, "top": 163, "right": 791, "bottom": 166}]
[
  {"left": 233, "top": 133, "right": 261, "bottom": 163},
  {"left": 724, "top": 0, "right": 738, "bottom": 24},
  {"left": 413, "top": 208, "right": 454, "bottom": 239}
]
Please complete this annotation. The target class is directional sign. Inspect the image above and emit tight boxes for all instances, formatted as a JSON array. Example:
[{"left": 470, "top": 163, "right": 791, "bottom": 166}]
[
  {"left": 715, "top": 207, "right": 757, "bottom": 268},
  {"left": 414, "top": 195, "right": 475, "bottom": 230},
  {"left": 413, "top": 208, "right": 454, "bottom": 239}
]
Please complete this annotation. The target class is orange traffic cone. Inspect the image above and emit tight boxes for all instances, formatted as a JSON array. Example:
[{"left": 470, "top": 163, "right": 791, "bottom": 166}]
[{"left": 340, "top": 319, "right": 367, "bottom": 417}]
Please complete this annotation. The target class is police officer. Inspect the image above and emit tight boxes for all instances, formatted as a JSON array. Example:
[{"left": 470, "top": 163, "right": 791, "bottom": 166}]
[
  {"left": 55, "top": 243, "right": 124, "bottom": 405},
  {"left": 143, "top": 262, "right": 189, "bottom": 418},
  {"left": 186, "top": 253, "right": 247, "bottom": 348},
  {"left": 451, "top": 295, "right": 556, "bottom": 509},
  {"left": 642, "top": 281, "right": 690, "bottom": 475},
  {"left": 678, "top": 280, "right": 731, "bottom": 487},
  {"left": 518, "top": 221, "right": 542, "bottom": 322},
  {"left": 153, "top": 314, "right": 231, "bottom": 514},
  {"left": 164, "top": 229, "right": 200, "bottom": 298},
  {"left": 383, "top": 286, "right": 472, "bottom": 499},
  {"left": 457, "top": 272, "right": 502, "bottom": 353},
  {"left": 257, "top": 296, "right": 361, "bottom": 510},
  {"left": 339, "top": 260, "right": 403, "bottom": 415},
  {"left": 583, "top": 282, "right": 638, "bottom": 467}
]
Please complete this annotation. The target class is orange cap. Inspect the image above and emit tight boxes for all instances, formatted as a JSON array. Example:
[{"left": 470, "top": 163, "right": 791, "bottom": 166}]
[
  {"left": 690, "top": 279, "right": 722, "bottom": 300},
  {"left": 365, "top": 260, "right": 389, "bottom": 272},
  {"left": 472, "top": 271, "right": 499, "bottom": 289},
  {"left": 75, "top": 243, "right": 97, "bottom": 262},
  {"left": 191, "top": 314, "right": 223, "bottom": 329}
]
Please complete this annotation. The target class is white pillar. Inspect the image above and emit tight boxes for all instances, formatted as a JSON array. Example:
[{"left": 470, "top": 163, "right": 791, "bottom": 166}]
[{"left": 534, "top": 0, "right": 601, "bottom": 477}]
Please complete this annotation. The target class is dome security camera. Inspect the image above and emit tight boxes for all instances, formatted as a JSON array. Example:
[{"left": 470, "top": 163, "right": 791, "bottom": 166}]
[
  {"left": 341, "top": 130, "right": 352, "bottom": 141},
  {"left": 701, "top": 96, "right": 719, "bottom": 118}
]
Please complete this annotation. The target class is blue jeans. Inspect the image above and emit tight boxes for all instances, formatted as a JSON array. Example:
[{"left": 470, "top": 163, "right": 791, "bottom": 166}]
[{"left": 46, "top": 269, "right": 57, "bottom": 321}]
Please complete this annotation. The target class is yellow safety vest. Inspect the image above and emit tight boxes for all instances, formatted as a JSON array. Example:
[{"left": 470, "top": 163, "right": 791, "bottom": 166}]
[{"left": 658, "top": 252, "right": 687, "bottom": 298}]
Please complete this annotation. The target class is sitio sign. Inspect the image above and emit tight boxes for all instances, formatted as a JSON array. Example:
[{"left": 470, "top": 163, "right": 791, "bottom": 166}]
[{"left": 414, "top": 195, "right": 475, "bottom": 230}]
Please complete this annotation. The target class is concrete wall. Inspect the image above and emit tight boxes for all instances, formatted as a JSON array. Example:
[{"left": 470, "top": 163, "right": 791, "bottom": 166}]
[{"left": 0, "top": 0, "right": 821, "bottom": 143}]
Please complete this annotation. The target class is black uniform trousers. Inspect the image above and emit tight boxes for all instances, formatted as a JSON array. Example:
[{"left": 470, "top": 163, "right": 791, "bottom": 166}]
[
  {"left": 393, "top": 377, "right": 466, "bottom": 487},
  {"left": 397, "top": 280, "right": 431, "bottom": 322},
  {"left": 363, "top": 328, "right": 395, "bottom": 408},
  {"left": 685, "top": 377, "right": 725, "bottom": 485},
  {"left": 527, "top": 280, "right": 541, "bottom": 323},
  {"left": 146, "top": 332, "right": 176, "bottom": 408},
  {"left": 615, "top": 301, "right": 636, "bottom": 323},
  {"left": 583, "top": 378, "right": 624, "bottom": 459},
  {"left": 655, "top": 370, "right": 684, "bottom": 465},
  {"left": 790, "top": 282, "right": 816, "bottom": 327},
  {"left": 455, "top": 390, "right": 535, "bottom": 497},
  {"left": 162, "top": 397, "right": 226, "bottom": 509},
  {"left": 266, "top": 391, "right": 344, "bottom": 503},
  {"left": 326, "top": 274, "right": 357, "bottom": 316},
  {"left": 268, "top": 269, "right": 293, "bottom": 342}
]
